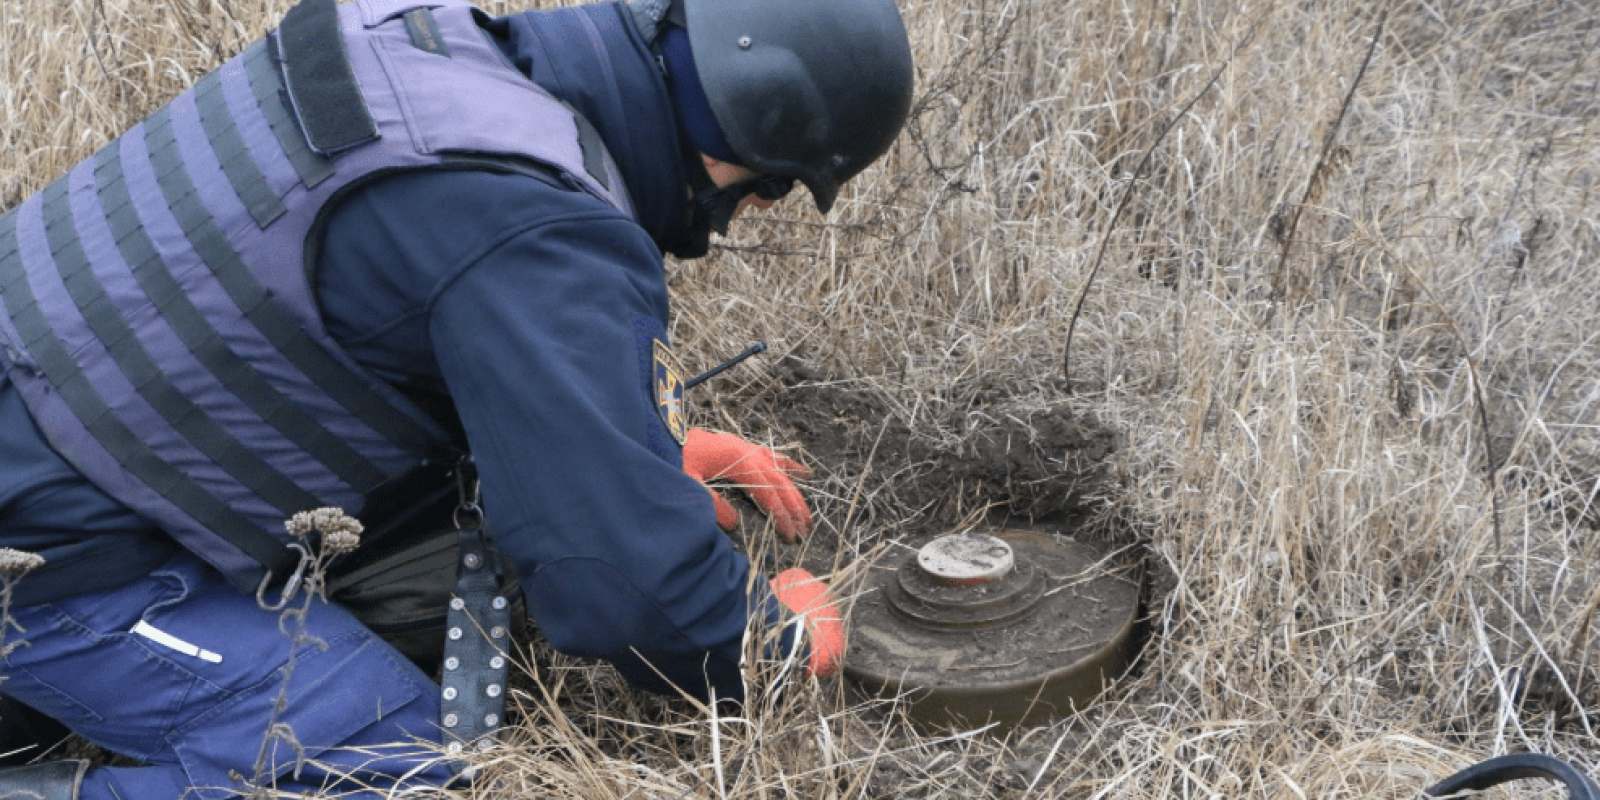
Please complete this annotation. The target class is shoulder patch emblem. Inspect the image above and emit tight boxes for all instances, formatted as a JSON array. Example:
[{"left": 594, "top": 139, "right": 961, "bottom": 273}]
[{"left": 653, "top": 339, "right": 689, "bottom": 445}]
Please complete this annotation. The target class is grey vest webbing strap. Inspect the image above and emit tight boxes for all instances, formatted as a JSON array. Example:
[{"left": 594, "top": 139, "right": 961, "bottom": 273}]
[{"left": 0, "top": 209, "right": 301, "bottom": 578}]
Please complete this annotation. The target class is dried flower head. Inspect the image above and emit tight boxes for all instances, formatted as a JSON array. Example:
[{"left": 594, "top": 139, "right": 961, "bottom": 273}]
[
  {"left": 0, "top": 548, "right": 46, "bottom": 577},
  {"left": 283, "top": 508, "right": 363, "bottom": 552},
  {"left": 310, "top": 507, "right": 363, "bottom": 538},
  {"left": 321, "top": 530, "right": 361, "bottom": 556},
  {"left": 285, "top": 511, "right": 315, "bottom": 539},
  {"left": 288, "top": 508, "right": 366, "bottom": 540}
]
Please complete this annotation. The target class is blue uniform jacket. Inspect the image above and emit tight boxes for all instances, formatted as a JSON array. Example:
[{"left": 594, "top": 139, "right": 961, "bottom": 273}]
[{"left": 0, "top": 2, "right": 778, "bottom": 702}]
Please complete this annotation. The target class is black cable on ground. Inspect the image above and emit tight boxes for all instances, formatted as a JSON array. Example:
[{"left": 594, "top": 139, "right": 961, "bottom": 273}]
[{"left": 1426, "top": 753, "right": 1600, "bottom": 799}]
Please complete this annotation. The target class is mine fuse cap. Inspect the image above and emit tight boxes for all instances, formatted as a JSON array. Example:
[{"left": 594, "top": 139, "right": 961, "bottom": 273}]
[{"left": 917, "top": 533, "right": 1015, "bottom": 586}]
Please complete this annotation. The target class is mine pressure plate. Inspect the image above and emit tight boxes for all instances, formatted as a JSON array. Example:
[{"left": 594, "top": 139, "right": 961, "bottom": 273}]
[{"left": 843, "top": 529, "right": 1142, "bottom": 733}]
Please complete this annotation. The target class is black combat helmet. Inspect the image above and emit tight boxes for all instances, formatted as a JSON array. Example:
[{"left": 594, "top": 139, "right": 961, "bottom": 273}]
[{"left": 683, "top": 0, "right": 915, "bottom": 213}]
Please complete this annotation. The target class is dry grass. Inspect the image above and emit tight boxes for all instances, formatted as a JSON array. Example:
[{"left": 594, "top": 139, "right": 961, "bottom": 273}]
[{"left": 6, "top": 0, "right": 1600, "bottom": 796}]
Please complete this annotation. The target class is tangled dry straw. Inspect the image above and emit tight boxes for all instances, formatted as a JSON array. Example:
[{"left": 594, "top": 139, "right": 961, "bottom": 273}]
[{"left": 5, "top": 0, "right": 1599, "bottom": 796}]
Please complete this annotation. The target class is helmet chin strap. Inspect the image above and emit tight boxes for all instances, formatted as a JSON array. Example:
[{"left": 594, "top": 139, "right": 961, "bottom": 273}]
[
  {"left": 696, "top": 182, "right": 745, "bottom": 237},
  {"left": 678, "top": 170, "right": 796, "bottom": 257},
  {"left": 664, "top": 161, "right": 752, "bottom": 259},
  {"left": 695, "top": 174, "right": 796, "bottom": 238}
]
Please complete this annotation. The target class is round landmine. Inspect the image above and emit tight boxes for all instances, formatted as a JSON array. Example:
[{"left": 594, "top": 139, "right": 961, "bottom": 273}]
[{"left": 843, "top": 529, "right": 1141, "bottom": 733}]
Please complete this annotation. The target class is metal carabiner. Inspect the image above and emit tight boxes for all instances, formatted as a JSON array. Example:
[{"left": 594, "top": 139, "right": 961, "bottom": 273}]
[
  {"left": 453, "top": 501, "right": 484, "bottom": 532},
  {"left": 453, "top": 457, "right": 483, "bottom": 531},
  {"left": 254, "top": 542, "right": 310, "bottom": 611}
]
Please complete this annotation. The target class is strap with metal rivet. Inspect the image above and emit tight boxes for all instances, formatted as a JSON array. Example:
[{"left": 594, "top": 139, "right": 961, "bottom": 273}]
[{"left": 438, "top": 467, "right": 511, "bottom": 750}]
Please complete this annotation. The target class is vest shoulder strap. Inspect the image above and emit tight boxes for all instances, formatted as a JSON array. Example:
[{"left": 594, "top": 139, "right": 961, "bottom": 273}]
[{"left": 277, "top": 0, "right": 380, "bottom": 154}]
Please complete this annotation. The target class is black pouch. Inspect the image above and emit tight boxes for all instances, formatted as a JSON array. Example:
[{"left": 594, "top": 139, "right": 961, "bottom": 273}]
[{"left": 328, "top": 520, "right": 525, "bottom": 676}]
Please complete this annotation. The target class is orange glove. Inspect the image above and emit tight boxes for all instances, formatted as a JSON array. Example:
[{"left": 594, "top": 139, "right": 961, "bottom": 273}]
[
  {"left": 683, "top": 428, "right": 812, "bottom": 540},
  {"left": 771, "top": 568, "right": 844, "bottom": 678}
]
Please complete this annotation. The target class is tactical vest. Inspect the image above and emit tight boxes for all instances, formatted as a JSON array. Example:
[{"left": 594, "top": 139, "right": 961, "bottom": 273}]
[{"left": 0, "top": 0, "right": 633, "bottom": 592}]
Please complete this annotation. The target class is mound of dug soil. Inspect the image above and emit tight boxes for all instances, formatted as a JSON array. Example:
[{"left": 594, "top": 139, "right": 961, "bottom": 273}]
[{"left": 753, "top": 358, "right": 1124, "bottom": 553}]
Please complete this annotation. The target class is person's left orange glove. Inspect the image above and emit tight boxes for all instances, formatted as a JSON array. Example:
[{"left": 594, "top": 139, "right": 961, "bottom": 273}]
[
  {"left": 683, "top": 428, "right": 812, "bottom": 540},
  {"left": 771, "top": 568, "right": 845, "bottom": 678}
]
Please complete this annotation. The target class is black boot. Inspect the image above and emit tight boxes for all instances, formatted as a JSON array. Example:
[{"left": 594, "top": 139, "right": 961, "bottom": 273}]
[
  {"left": 0, "top": 695, "right": 73, "bottom": 768},
  {"left": 0, "top": 759, "right": 88, "bottom": 800}
]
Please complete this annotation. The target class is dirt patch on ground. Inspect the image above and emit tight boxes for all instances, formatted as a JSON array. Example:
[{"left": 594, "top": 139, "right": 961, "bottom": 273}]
[{"left": 759, "top": 357, "right": 1123, "bottom": 552}]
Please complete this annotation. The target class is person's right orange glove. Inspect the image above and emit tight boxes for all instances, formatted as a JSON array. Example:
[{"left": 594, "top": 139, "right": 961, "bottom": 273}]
[
  {"left": 683, "top": 429, "right": 812, "bottom": 540},
  {"left": 770, "top": 568, "right": 844, "bottom": 679}
]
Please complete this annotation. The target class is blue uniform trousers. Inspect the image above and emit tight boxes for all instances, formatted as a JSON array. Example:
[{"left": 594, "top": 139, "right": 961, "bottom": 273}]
[{"left": 0, "top": 552, "right": 451, "bottom": 798}]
